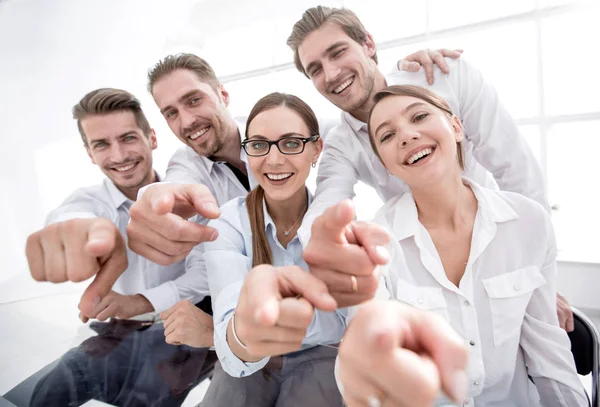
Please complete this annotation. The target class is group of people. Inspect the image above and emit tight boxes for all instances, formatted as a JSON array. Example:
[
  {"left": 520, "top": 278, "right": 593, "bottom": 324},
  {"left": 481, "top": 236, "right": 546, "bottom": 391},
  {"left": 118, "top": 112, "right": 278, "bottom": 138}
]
[{"left": 25, "top": 5, "right": 588, "bottom": 407}]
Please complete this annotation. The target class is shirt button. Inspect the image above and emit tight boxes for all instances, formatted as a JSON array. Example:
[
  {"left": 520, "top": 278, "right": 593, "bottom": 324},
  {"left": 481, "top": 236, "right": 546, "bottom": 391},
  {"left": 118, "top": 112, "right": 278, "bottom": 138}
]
[
  {"left": 513, "top": 284, "right": 521, "bottom": 291},
  {"left": 416, "top": 297, "right": 423, "bottom": 304},
  {"left": 473, "top": 380, "right": 480, "bottom": 386},
  {"left": 469, "top": 340, "right": 476, "bottom": 346}
]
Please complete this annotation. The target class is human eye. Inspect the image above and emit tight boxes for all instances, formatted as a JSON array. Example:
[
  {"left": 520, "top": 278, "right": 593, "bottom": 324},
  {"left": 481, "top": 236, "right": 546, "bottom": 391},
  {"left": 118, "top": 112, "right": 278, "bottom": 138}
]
[
  {"left": 413, "top": 112, "right": 429, "bottom": 122},
  {"left": 380, "top": 132, "right": 395, "bottom": 143},
  {"left": 189, "top": 97, "right": 201, "bottom": 106},
  {"left": 283, "top": 139, "right": 302, "bottom": 149}
]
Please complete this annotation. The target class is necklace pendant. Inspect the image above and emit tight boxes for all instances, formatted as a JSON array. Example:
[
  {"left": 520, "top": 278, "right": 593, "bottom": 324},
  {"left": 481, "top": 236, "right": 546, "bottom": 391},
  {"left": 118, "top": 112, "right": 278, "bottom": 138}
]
[{"left": 283, "top": 231, "right": 290, "bottom": 236}]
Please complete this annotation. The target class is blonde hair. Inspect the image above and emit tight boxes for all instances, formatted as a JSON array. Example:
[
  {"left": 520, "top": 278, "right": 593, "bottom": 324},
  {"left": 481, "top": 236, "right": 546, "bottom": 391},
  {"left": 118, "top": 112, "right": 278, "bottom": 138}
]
[
  {"left": 368, "top": 85, "right": 465, "bottom": 169},
  {"left": 287, "top": 6, "right": 377, "bottom": 77},
  {"left": 245, "top": 92, "right": 319, "bottom": 267},
  {"left": 72, "top": 88, "right": 151, "bottom": 145}
]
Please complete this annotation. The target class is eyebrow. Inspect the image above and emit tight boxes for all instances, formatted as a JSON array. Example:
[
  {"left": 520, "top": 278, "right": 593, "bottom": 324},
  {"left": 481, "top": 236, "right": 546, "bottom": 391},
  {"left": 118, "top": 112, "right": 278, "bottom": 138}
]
[
  {"left": 89, "top": 131, "right": 137, "bottom": 145},
  {"left": 305, "top": 41, "right": 347, "bottom": 75},
  {"left": 373, "top": 102, "right": 428, "bottom": 136},
  {"left": 159, "top": 90, "right": 201, "bottom": 115},
  {"left": 247, "top": 132, "right": 304, "bottom": 141}
]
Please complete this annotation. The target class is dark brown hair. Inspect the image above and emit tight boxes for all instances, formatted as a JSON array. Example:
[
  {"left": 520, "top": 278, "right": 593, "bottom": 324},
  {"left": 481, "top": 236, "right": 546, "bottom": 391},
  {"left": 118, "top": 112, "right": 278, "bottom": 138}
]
[
  {"left": 287, "top": 6, "right": 378, "bottom": 77},
  {"left": 368, "top": 85, "right": 465, "bottom": 170},
  {"left": 72, "top": 88, "right": 151, "bottom": 145},
  {"left": 147, "top": 53, "right": 220, "bottom": 94},
  {"left": 245, "top": 92, "right": 319, "bottom": 267}
]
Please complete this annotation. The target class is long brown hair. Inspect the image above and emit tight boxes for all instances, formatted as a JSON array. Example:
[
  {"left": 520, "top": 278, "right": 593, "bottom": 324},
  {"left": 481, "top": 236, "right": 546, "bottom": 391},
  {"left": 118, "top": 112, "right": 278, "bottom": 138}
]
[
  {"left": 367, "top": 85, "right": 465, "bottom": 169},
  {"left": 245, "top": 92, "right": 319, "bottom": 267}
]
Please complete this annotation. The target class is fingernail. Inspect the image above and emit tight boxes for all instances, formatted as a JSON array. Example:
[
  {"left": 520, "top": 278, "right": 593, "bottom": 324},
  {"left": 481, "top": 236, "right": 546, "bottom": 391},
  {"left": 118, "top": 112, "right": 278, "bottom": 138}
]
[
  {"left": 209, "top": 230, "right": 219, "bottom": 241},
  {"left": 449, "top": 370, "right": 468, "bottom": 403},
  {"left": 375, "top": 245, "right": 390, "bottom": 262},
  {"left": 201, "top": 201, "right": 219, "bottom": 214}
]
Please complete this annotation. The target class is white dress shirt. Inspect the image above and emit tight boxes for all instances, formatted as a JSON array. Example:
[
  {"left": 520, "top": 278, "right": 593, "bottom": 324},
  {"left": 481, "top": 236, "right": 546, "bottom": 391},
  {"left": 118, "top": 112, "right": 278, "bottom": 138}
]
[
  {"left": 367, "top": 179, "right": 586, "bottom": 407},
  {"left": 46, "top": 177, "right": 207, "bottom": 313},
  {"left": 201, "top": 192, "right": 346, "bottom": 378},
  {"left": 298, "top": 57, "right": 547, "bottom": 246}
]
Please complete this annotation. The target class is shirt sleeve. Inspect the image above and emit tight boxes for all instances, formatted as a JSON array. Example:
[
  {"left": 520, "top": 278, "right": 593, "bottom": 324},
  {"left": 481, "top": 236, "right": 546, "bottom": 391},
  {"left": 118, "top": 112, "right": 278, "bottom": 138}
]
[
  {"left": 45, "top": 190, "right": 108, "bottom": 225},
  {"left": 297, "top": 133, "right": 360, "bottom": 247},
  {"left": 204, "top": 215, "right": 269, "bottom": 378},
  {"left": 164, "top": 146, "right": 206, "bottom": 184},
  {"left": 520, "top": 212, "right": 588, "bottom": 406},
  {"left": 138, "top": 256, "right": 209, "bottom": 313}
]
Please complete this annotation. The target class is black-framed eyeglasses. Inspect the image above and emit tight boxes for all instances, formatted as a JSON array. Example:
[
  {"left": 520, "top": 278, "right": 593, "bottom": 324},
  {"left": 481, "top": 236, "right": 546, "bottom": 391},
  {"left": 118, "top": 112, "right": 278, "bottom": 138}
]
[{"left": 242, "top": 134, "right": 320, "bottom": 157}]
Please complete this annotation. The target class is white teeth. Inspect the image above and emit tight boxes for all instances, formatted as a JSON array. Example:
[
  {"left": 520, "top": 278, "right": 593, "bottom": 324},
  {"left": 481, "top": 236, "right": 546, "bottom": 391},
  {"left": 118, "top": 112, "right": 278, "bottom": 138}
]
[
  {"left": 189, "top": 126, "right": 210, "bottom": 140},
  {"left": 407, "top": 148, "right": 432, "bottom": 165},
  {"left": 266, "top": 173, "right": 292, "bottom": 181},
  {"left": 113, "top": 163, "right": 136, "bottom": 172},
  {"left": 334, "top": 77, "right": 354, "bottom": 94}
]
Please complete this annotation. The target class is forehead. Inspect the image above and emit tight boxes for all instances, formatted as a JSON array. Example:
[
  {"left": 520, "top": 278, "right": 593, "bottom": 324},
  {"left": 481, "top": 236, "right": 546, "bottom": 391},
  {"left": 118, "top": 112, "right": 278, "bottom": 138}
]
[
  {"left": 247, "top": 106, "right": 310, "bottom": 139},
  {"left": 151, "top": 69, "right": 216, "bottom": 109},
  {"left": 81, "top": 111, "right": 140, "bottom": 141},
  {"left": 298, "top": 22, "right": 354, "bottom": 68},
  {"left": 370, "top": 95, "right": 430, "bottom": 127}
]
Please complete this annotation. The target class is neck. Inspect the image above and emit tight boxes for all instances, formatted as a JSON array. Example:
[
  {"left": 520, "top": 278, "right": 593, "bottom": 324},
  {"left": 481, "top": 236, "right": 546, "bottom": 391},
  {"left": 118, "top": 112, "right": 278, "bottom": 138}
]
[
  {"left": 411, "top": 171, "right": 475, "bottom": 231},
  {"left": 117, "top": 170, "right": 158, "bottom": 202},
  {"left": 348, "top": 69, "right": 387, "bottom": 123},
  {"left": 264, "top": 187, "right": 308, "bottom": 233},
  {"left": 210, "top": 118, "right": 246, "bottom": 173}
]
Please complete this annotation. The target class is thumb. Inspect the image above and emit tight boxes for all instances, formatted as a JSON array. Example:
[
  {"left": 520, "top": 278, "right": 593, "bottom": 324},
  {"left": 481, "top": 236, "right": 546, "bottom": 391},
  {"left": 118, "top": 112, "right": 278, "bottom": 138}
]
[
  {"left": 243, "top": 265, "right": 281, "bottom": 327},
  {"left": 151, "top": 189, "right": 175, "bottom": 216},
  {"left": 85, "top": 218, "right": 117, "bottom": 258},
  {"left": 314, "top": 200, "right": 355, "bottom": 245}
]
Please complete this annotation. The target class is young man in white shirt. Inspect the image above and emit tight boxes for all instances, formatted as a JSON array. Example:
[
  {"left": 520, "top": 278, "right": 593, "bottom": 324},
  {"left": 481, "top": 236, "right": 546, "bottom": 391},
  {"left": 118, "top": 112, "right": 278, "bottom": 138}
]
[
  {"left": 288, "top": 5, "right": 574, "bottom": 330},
  {"left": 25, "top": 88, "right": 211, "bottom": 327}
]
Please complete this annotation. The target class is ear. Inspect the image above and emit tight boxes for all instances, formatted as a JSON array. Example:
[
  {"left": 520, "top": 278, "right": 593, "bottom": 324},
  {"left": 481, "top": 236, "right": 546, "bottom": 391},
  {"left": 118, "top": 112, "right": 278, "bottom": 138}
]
[
  {"left": 218, "top": 84, "right": 230, "bottom": 107},
  {"left": 312, "top": 136, "right": 324, "bottom": 164},
  {"left": 148, "top": 129, "right": 158, "bottom": 150},
  {"left": 85, "top": 145, "right": 96, "bottom": 165},
  {"left": 450, "top": 115, "right": 464, "bottom": 143},
  {"left": 363, "top": 32, "right": 377, "bottom": 60}
]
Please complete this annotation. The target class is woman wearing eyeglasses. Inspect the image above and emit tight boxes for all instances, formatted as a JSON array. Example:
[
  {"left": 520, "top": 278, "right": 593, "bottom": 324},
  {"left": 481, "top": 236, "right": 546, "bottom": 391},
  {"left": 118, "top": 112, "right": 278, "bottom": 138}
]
[{"left": 199, "top": 92, "right": 346, "bottom": 407}]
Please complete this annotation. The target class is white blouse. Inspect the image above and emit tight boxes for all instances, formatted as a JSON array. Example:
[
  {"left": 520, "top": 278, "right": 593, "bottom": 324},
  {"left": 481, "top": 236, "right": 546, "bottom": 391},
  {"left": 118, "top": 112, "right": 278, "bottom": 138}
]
[{"left": 370, "top": 179, "right": 586, "bottom": 407}]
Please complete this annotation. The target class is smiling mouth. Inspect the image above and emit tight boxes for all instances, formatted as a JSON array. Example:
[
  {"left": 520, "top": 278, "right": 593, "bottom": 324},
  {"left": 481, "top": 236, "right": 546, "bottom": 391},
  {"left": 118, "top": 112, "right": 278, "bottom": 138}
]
[
  {"left": 188, "top": 126, "right": 210, "bottom": 141},
  {"left": 404, "top": 147, "right": 434, "bottom": 165},
  {"left": 332, "top": 76, "right": 354, "bottom": 95},
  {"left": 111, "top": 161, "right": 139, "bottom": 173},
  {"left": 265, "top": 173, "right": 293, "bottom": 181}
]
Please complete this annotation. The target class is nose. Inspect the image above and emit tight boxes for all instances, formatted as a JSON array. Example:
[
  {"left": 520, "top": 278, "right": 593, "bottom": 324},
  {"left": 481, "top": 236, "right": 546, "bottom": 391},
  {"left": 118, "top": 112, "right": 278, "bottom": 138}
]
[
  {"left": 110, "top": 142, "right": 127, "bottom": 162},
  {"left": 265, "top": 144, "right": 285, "bottom": 166},
  {"left": 323, "top": 61, "right": 341, "bottom": 84},
  {"left": 397, "top": 126, "right": 421, "bottom": 149},
  {"left": 179, "top": 109, "right": 196, "bottom": 130}
]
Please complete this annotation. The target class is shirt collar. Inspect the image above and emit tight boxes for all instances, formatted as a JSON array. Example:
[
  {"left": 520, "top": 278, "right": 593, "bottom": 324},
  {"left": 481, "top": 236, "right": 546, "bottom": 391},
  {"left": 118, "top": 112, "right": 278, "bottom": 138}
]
[
  {"left": 263, "top": 188, "right": 314, "bottom": 237},
  {"left": 103, "top": 178, "right": 133, "bottom": 210},
  {"left": 206, "top": 117, "right": 247, "bottom": 172},
  {"left": 389, "top": 178, "right": 519, "bottom": 241},
  {"left": 342, "top": 110, "right": 368, "bottom": 134}
]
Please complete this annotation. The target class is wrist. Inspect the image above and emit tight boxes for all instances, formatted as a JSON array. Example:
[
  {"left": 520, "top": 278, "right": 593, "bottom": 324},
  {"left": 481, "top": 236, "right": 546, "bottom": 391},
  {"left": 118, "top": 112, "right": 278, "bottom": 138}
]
[{"left": 132, "top": 294, "right": 154, "bottom": 315}]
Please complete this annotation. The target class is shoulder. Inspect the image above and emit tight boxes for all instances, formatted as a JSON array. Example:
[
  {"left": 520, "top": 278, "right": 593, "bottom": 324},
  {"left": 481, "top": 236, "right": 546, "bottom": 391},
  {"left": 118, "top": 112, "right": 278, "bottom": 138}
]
[{"left": 210, "top": 196, "right": 247, "bottom": 231}]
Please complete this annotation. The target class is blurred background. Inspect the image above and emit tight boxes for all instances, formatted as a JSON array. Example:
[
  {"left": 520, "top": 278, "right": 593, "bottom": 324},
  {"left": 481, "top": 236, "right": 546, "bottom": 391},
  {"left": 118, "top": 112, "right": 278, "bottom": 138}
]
[{"left": 0, "top": 0, "right": 598, "bottom": 310}]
